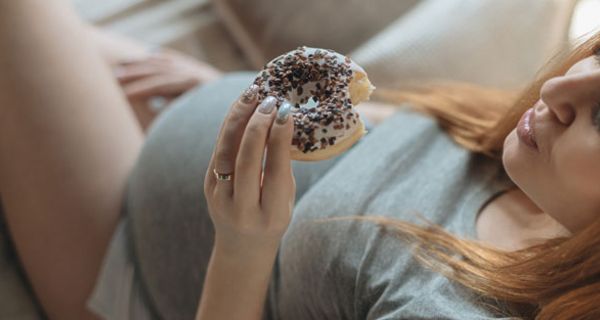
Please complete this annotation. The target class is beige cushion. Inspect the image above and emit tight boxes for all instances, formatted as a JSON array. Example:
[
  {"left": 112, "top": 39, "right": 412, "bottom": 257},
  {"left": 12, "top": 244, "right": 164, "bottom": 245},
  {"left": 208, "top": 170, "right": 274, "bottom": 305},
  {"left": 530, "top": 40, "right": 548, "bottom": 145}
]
[
  {"left": 348, "top": 0, "right": 578, "bottom": 90},
  {"left": 211, "top": 0, "right": 421, "bottom": 68}
]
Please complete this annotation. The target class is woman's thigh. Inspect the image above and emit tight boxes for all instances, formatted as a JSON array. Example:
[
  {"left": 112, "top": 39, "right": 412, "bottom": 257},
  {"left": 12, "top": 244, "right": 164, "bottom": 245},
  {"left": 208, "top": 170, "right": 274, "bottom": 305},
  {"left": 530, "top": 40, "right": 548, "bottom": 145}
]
[{"left": 125, "top": 72, "right": 350, "bottom": 319}]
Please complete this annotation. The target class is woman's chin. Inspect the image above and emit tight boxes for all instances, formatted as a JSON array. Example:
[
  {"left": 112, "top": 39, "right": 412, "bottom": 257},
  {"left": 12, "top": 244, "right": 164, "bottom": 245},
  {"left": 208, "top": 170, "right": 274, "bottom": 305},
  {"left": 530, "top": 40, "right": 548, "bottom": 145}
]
[
  {"left": 502, "top": 130, "right": 525, "bottom": 183},
  {"left": 501, "top": 130, "right": 518, "bottom": 164}
]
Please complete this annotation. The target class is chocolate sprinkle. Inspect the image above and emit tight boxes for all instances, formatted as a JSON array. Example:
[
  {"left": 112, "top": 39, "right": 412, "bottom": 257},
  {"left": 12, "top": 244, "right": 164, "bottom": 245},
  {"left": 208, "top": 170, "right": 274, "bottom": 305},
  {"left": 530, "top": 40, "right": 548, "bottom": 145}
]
[{"left": 253, "top": 46, "right": 362, "bottom": 154}]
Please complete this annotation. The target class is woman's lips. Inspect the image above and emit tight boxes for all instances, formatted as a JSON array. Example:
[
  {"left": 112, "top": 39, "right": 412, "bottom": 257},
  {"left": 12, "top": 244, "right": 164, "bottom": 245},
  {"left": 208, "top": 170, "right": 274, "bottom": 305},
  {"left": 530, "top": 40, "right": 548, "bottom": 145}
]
[{"left": 517, "top": 107, "right": 538, "bottom": 151}]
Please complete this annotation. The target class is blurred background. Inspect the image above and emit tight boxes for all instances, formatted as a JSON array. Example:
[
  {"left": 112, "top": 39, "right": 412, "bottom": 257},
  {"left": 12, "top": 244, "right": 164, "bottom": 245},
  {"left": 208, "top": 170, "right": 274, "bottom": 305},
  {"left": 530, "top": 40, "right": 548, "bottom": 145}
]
[{"left": 72, "top": 0, "right": 600, "bottom": 90}]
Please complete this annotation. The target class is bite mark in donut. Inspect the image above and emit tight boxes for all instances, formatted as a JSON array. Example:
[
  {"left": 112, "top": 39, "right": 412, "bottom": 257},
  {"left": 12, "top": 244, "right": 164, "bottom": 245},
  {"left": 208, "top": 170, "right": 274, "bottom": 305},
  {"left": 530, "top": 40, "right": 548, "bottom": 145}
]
[{"left": 253, "top": 46, "right": 375, "bottom": 161}]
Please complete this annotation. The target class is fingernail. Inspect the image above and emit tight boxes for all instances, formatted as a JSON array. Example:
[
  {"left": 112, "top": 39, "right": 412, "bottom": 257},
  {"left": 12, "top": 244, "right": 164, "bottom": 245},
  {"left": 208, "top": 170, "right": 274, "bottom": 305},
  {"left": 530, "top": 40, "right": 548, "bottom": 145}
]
[
  {"left": 241, "top": 84, "right": 259, "bottom": 104},
  {"left": 276, "top": 100, "right": 292, "bottom": 124},
  {"left": 258, "top": 96, "right": 277, "bottom": 114}
]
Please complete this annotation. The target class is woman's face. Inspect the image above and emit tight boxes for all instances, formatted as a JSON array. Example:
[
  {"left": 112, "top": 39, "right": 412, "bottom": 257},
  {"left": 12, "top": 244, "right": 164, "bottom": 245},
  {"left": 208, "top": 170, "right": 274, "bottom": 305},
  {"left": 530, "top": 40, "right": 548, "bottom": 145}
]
[{"left": 503, "top": 53, "right": 600, "bottom": 234}]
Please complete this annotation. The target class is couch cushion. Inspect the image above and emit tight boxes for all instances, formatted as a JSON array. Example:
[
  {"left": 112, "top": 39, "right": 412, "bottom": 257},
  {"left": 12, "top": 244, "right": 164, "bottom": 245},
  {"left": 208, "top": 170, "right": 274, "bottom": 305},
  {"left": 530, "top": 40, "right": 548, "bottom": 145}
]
[
  {"left": 211, "top": 0, "right": 421, "bottom": 68},
  {"left": 348, "top": 0, "right": 578, "bottom": 90}
]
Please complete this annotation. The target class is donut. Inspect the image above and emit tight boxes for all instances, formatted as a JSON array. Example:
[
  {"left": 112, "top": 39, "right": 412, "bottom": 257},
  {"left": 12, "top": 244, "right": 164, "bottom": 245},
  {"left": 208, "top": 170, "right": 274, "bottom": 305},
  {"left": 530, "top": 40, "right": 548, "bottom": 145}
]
[{"left": 253, "top": 46, "right": 375, "bottom": 161}]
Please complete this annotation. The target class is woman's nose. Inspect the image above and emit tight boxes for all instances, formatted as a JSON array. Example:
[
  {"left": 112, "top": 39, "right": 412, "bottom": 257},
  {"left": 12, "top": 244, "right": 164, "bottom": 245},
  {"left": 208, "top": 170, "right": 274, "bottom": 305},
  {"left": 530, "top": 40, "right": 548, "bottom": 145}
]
[{"left": 539, "top": 76, "right": 578, "bottom": 126}]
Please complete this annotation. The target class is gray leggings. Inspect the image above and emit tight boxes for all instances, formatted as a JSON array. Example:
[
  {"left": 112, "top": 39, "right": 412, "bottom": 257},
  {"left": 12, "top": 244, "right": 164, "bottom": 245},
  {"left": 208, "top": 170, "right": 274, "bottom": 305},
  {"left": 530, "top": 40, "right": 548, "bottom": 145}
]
[{"left": 88, "top": 72, "right": 367, "bottom": 319}]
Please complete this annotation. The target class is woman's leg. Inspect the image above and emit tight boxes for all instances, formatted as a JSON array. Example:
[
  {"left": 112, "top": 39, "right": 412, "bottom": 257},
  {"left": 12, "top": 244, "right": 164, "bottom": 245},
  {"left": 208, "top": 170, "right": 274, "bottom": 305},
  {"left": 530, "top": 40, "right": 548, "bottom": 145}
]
[{"left": 0, "top": 1, "right": 143, "bottom": 319}]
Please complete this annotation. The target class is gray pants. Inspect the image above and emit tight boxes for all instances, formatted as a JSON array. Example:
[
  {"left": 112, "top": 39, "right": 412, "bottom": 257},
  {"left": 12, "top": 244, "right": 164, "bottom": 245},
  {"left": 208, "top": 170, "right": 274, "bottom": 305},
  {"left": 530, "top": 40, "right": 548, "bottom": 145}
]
[{"left": 88, "top": 72, "right": 367, "bottom": 319}]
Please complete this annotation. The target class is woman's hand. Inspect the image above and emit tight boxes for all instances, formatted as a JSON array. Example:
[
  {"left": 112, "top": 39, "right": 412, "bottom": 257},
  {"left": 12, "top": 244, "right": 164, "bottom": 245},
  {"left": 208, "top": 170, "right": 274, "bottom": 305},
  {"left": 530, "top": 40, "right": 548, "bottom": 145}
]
[
  {"left": 197, "top": 86, "right": 295, "bottom": 320},
  {"left": 204, "top": 85, "right": 296, "bottom": 252},
  {"left": 114, "top": 47, "right": 222, "bottom": 102},
  {"left": 113, "top": 48, "right": 223, "bottom": 131}
]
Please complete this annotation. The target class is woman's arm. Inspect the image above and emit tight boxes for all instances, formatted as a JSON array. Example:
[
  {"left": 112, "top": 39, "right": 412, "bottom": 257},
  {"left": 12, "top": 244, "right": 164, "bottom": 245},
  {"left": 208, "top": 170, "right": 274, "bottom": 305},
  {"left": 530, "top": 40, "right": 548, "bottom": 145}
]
[
  {"left": 0, "top": 1, "right": 143, "bottom": 319},
  {"left": 197, "top": 91, "right": 296, "bottom": 319},
  {"left": 198, "top": 241, "right": 280, "bottom": 319}
]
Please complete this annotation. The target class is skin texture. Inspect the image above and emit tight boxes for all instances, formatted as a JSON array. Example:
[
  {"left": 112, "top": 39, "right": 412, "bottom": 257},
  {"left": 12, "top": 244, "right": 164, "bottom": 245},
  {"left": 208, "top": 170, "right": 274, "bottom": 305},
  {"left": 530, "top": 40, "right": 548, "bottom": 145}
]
[
  {"left": 86, "top": 23, "right": 223, "bottom": 132},
  {"left": 502, "top": 55, "right": 600, "bottom": 236},
  {"left": 0, "top": 1, "right": 389, "bottom": 318},
  {"left": 113, "top": 48, "right": 223, "bottom": 131},
  {"left": 198, "top": 89, "right": 296, "bottom": 319},
  {"left": 0, "top": 2, "right": 143, "bottom": 319}
]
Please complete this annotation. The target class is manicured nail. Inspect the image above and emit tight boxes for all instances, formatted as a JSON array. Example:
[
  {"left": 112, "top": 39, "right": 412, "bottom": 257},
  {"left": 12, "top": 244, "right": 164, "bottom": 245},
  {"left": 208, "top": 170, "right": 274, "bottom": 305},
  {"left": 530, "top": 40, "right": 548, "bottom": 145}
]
[
  {"left": 258, "top": 96, "right": 277, "bottom": 114},
  {"left": 276, "top": 100, "right": 292, "bottom": 124},
  {"left": 241, "top": 84, "right": 259, "bottom": 104}
]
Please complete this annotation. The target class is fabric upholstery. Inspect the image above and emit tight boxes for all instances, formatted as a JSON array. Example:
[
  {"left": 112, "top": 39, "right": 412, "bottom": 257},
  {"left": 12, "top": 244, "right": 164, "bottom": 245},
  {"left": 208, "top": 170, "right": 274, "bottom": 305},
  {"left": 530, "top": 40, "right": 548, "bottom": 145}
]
[
  {"left": 348, "top": 0, "right": 578, "bottom": 89},
  {"left": 211, "top": 0, "right": 421, "bottom": 68}
]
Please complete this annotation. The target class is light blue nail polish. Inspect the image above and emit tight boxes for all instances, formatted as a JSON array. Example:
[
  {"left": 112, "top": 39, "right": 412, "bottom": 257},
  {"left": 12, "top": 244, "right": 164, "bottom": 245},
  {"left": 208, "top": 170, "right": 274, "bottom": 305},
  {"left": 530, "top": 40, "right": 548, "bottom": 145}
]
[
  {"left": 276, "top": 100, "right": 292, "bottom": 124},
  {"left": 258, "top": 96, "right": 277, "bottom": 114}
]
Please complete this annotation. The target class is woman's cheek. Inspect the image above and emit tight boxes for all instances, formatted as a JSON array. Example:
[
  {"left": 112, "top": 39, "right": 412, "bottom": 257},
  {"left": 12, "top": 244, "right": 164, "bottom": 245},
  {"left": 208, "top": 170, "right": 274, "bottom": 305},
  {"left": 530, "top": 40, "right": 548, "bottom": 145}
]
[{"left": 553, "top": 144, "right": 598, "bottom": 199}]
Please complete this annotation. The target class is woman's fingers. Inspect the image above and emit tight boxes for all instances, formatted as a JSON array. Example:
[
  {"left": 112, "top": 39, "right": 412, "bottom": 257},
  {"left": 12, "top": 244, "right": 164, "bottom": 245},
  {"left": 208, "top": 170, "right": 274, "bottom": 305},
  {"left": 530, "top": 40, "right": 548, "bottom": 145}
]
[
  {"left": 261, "top": 101, "right": 295, "bottom": 209},
  {"left": 233, "top": 96, "right": 279, "bottom": 204},
  {"left": 205, "top": 91, "right": 296, "bottom": 244},
  {"left": 123, "top": 74, "right": 199, "bottom": 99},
  {"left": 114, "top": 64, "right": 162, "bottom": 84},
  {"left": 206, "top": 85, "right": 260, "bottom": 198}
]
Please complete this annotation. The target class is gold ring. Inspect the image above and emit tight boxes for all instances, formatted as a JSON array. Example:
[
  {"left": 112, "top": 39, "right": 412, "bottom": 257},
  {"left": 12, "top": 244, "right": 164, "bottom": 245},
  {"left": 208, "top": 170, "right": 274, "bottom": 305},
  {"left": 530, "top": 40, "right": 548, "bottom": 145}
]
[{"left": 213, "top": 168, "right": 233, "bottom": 181}]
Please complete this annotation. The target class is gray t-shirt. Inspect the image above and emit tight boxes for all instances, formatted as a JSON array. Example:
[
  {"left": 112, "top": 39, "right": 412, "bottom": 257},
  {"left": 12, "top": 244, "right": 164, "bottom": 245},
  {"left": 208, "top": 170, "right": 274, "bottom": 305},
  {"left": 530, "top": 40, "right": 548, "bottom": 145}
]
[
  {"left": 0, "top": 73, "right": 519, "bottom": 319},
  {"left": 95, "top": 74, "right": 518, "bottom": 319},
  {"left": 265, "top": 109, "right": 517, "bottom": 319}
]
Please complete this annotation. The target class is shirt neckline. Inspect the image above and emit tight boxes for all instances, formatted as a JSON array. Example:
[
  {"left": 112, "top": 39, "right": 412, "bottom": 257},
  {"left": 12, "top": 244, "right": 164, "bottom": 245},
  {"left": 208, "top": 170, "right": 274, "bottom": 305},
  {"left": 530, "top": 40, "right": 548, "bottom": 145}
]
[{"left": 459, "top": 166, "right": 516, "bottom": 240}]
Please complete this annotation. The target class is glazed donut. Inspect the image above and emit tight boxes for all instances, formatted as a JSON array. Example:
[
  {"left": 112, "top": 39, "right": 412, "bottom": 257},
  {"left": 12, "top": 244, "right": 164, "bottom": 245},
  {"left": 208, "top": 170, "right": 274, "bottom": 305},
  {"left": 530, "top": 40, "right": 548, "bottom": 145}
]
[{"left": 253, "top": 46, "right": 375, "bottom": 161}]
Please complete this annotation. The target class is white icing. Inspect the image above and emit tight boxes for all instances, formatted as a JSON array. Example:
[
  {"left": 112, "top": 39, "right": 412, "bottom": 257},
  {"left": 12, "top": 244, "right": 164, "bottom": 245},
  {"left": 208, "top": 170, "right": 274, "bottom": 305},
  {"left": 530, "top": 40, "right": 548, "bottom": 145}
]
[{"left": 254, "top": 46, "right": 366, "bottom": 154}]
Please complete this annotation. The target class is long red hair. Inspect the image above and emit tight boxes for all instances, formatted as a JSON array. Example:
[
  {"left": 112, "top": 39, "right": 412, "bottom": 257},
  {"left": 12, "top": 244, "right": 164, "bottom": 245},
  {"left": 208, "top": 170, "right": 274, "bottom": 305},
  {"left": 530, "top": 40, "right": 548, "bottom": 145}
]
[{"left": 331, "top": 32, "right": 600, "bottom": 319}]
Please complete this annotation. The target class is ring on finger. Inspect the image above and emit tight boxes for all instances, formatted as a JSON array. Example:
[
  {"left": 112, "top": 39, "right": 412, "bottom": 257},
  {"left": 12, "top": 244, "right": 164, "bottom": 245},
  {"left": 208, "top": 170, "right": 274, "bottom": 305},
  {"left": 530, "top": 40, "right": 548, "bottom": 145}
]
[{"left": 213, "top": 168, "right": 234, "bottom": 181}]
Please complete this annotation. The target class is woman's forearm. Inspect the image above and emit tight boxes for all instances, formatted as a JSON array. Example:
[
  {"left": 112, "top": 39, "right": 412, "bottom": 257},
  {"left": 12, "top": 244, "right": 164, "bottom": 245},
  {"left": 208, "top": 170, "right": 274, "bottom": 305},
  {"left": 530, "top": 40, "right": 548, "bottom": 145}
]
[{"left": 195, "top": 242, "right": 279, "bottom": 320}]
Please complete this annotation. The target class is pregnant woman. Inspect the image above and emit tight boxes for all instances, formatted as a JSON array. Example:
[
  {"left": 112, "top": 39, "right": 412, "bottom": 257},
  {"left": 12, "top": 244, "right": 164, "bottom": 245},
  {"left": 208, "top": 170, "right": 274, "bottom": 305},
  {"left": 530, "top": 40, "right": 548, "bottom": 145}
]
[{"left": 1, "top": 1, "right": 599, "bottom": 320}]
